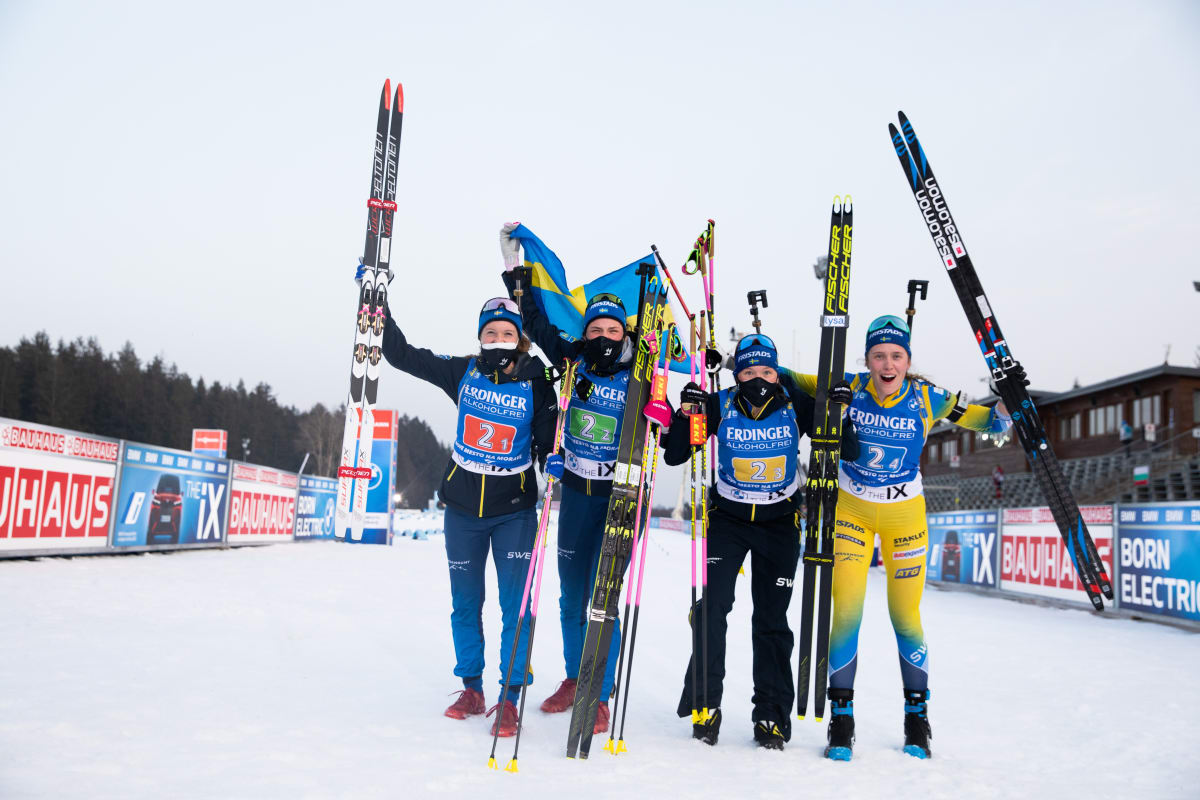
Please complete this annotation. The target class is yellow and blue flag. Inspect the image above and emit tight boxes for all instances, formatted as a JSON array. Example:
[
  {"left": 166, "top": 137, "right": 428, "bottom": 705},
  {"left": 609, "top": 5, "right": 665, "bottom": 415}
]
[{"left": 510, "top": 224, "right": 691, "bottom": 373}]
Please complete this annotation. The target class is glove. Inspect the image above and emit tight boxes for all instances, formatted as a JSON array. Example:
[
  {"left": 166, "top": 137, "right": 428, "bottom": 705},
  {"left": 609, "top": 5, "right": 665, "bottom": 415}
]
[
  {"left": 575, "top": 376, "right": 594, "bottom": 402},
  {"left": 545, "top": 453, "right": 564, "bottom": 480},
  {"left": 828, "top": 380, "right": 853, "bottom": 407},
  {"left": 500, "top": 222, "right": 522, "bottom": 271},
  {"left": 680, "top": 382, "right": 707, "bottom": 411},
  {"left": 354, "top": 262, "right": 394, "bottom": 287}
]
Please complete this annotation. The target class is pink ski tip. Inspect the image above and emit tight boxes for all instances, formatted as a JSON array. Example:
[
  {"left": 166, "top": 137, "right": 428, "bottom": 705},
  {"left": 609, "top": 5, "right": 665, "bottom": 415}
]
[{"left": 396, "top": 83, "right": 404, "bottom": 112}]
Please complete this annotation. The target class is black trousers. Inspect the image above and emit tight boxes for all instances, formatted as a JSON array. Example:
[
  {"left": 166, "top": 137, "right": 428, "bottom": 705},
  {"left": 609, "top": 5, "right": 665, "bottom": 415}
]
[{"left": 678, "top": 507, "right": 801, "bottom": 728}]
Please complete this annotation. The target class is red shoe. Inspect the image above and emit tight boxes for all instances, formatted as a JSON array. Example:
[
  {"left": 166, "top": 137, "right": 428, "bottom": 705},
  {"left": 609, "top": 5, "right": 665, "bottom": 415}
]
[
  {"left": 488, "top": 700, "right": 520, "bottom": 737},
  {"left": 444, "top": 688, "right": 486, "bottom": 720},
  {"left": 540, "top": 678, "right": 577, "bottom": 713},
  {"left": 593, "top": 701, "right": 610, "bottom": 734}
]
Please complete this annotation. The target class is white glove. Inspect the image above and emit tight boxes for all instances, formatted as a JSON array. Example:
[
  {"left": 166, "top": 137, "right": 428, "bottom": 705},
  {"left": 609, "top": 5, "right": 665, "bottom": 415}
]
[{"left": 500, "top": 221, "right": 522, "bottom": 271}]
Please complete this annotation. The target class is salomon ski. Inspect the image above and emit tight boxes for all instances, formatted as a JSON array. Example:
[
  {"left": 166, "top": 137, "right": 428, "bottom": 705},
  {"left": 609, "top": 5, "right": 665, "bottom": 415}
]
[{"left": 887, "top": 111, "right": 1111, "bottom": 609}]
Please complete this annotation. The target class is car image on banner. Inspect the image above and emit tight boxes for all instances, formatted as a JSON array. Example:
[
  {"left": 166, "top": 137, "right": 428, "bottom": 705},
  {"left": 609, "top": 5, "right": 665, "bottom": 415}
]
[
  {"left": 926, "top": 510, "right": 1000, "bottom": 587},
  {"left": 112, "top": 443, "right": 230, "bottom": 548},
  {"left": 1116, "top": 503, "right": 1200, "bottom": 623},
  {"left": 1000, "top": 505, "right": 1115, "bottom": 605}
]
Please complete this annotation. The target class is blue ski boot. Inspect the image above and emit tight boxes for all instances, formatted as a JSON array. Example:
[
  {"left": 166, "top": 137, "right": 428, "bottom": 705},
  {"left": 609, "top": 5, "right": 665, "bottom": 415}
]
[
  {"left": 824, "top": 688, "right": 854, "bottom": 761},
  {"left": 903, "top": 688, "right": 932, "bottom": 759}
]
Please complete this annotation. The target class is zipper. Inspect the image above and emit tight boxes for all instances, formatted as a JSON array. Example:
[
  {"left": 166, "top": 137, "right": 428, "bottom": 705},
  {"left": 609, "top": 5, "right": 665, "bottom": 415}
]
[{"left": 478, "top": 474, "right": 485, "bottom": 517}]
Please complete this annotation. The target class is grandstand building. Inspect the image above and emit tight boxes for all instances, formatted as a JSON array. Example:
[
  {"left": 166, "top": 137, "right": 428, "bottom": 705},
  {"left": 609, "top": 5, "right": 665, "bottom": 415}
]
[{"left": 921, "top": 364, "right": 1200, "bottom": 511}]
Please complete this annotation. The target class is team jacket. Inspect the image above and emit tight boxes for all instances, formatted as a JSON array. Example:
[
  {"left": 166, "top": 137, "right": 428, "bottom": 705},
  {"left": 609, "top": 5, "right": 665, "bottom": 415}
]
[
  {"left": 791, "top": 371, "right": 1011, "bottom": 503},
  {"left": 502, "top": 269, "right": 633, "bottom": 498},
  {"left": 381, "top": 311, "right": 558, "bottom": 518},
  {"left": 662, "top": 373, "right": 859, "bottom": 523}
]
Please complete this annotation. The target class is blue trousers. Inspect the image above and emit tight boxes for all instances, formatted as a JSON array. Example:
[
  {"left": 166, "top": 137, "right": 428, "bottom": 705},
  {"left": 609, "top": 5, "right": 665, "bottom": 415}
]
[
  {"left": 556, "top": 483, "right": 625, "bottom": 697},
  {"left": 443, "top": 505, "right": 537, "bottom": 699}
]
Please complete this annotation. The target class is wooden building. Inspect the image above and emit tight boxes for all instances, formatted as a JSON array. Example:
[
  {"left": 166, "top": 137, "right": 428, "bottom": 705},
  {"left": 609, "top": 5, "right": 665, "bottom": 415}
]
[{"left": 923, "top": 364, "right": 1200, "bottom": 479}]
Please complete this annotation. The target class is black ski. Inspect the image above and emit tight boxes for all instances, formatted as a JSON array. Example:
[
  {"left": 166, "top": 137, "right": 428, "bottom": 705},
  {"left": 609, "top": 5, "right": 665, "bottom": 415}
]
[
  {"left": 796, "top": 198, "right": 852, "bottom": 722},
  {"left": 888, "top": 111, "right": 1112, "bottom": 609},
  {"left": 566, "top": 262, "right": 669, "bottom": 759}
]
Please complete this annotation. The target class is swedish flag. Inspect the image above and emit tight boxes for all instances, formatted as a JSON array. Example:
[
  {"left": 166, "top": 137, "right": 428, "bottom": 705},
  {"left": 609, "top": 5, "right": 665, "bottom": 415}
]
[{"left": 510, "top": 224, "right": 690, "bottom": 373}]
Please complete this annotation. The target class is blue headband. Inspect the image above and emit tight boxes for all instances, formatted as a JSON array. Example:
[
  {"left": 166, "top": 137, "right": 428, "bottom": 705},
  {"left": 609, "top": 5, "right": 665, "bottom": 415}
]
[
  {"left": 478, "top": 305, "right": 523, "bottom": 338},
  {"left": 582, "top": 297, "right": 627, "bottom": 332},
  {"left": 865, "top": 316, "right": 911, "bottom": 356},
  {"left": 734, "top": 335, "right": 778, "bottom": 373}
]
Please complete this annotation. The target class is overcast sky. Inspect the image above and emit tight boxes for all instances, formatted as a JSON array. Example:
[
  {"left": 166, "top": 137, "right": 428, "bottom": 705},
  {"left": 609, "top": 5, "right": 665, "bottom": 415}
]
[{"left": 2, "top": 1, "right": 1198, "bottom": 497}]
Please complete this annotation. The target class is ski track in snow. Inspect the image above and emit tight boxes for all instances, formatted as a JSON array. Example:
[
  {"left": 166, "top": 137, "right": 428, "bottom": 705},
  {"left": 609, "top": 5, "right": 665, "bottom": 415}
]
[{"left": 1, "top": 535, "right": 1197, "bottom": 800}]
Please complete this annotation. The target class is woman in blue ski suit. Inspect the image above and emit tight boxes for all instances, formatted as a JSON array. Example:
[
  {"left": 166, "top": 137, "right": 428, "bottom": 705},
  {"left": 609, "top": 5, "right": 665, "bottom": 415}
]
[
  {"left": 499, "top": 223, "right": 642, "bottom": 735},
  {"left": 380, "top": 290, "right": 559, "bottom": 738},
  {"left": 661, "top": 334, "right": 857, "bottom": 750}
]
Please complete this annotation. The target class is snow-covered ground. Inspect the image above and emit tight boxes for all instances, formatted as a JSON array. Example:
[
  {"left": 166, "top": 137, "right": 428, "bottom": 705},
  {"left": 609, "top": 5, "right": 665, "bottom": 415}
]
[{"left": 1, "top": 533, "right": 1196, "bottom": 800}]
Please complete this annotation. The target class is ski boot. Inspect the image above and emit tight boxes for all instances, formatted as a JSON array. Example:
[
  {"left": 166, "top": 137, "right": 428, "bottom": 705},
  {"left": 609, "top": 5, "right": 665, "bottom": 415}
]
[
  {"left": 693, "top": 707, "right": 721, "bottom": 746},
  {"left": 903, "top": 688, "right": 932, "bottom": 759},
  {"left": 824, "top": 688, "right": 855, "bottom": 761},
  {"left": 753, "top": 720, "right": 786, "bottom": 750}
]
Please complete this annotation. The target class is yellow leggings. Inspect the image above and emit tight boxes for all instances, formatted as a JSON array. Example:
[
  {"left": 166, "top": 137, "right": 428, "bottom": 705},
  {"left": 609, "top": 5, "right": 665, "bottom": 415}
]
[{"left": 828, "top": 490, "right": 929, "bottom": 691}]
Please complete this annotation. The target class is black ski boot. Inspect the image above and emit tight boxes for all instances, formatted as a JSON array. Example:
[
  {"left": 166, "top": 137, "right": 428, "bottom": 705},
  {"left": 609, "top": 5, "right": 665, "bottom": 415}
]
[
  {"left": 824, "top": 688, "right": 855, "bottom": 761},
  {"left": 753, "top": 720, "right": 786, "bottom": 750},
  {"left": 903, "top": 688, "right": 932, "bottom": 759},
  {"left": 693, "top": 707, "right": 721, "bottom": 746}
]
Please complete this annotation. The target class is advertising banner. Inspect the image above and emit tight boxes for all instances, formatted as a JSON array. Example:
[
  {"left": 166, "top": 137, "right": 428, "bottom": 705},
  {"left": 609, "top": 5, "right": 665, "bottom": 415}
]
[
  {"left": 1000, "top": 505, "right": 1115, "bottom": 604},
  {"left": 295, "top": 476, "right": 338, "bottom": 541},
  {"left": 112, "top": 442, "right": 230, "bottom": 548},
  {"left": 1116, "top": 503, "right": 1200, "bottom": 623},
  {"left": 227, "top": 462, "right": 298, "bottom": 545},
  {"left": 340, "top": 409, "right": 396, "bottom": 545},
  {"left": 0, "top": 418, "right": 119, "bottom": 553},
  {"left": 925, "top": 510, "right": 1000, "bottom": 587}
]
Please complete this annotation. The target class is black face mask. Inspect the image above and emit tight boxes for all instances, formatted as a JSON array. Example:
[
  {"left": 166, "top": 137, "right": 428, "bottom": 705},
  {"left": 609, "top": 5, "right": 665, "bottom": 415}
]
[
  {"left": 477, "top": 343, "right": 517, "bottom": 373},
  {"left": 582, "top": 334, "right": 623, "bottom": 372},
  {"left": 739, "top": 377, "right": 777, "bottom": 406}
]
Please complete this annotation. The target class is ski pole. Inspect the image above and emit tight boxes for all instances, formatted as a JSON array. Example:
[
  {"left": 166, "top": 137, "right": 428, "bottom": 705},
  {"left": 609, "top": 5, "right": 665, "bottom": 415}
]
[
  {"left": 612, "top": 327, "right": 671, "bottom": 753},
  {"left": 489, "top": 360, "right": 575, "bottom": 771},
  {"left": 605, "top": 324, "right": 669, "bottom": 752}
]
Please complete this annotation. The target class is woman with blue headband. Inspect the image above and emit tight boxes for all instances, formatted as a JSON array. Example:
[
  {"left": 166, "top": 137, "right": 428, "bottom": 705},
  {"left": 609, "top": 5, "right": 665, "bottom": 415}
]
[
  {"left": 791, "top": 314, "right": 1021, "bottom": 761},
  {"left": 661, "top": 332, "right": 858, "bottom": 751},
  {"left": 376, "top": 288, "right": 560, "bottom": 739}
]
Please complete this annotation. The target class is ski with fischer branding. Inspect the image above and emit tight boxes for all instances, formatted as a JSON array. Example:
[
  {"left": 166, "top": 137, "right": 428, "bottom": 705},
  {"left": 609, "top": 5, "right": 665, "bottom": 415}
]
[
  {"left": 887, "top": 111, "right": 1111, "bottom": 609},
  {"left": 796, "top": 198, "right": 853, "bottom": 722},
  {"left": 566, "top": 261, "right": 669, "bottom": 760},
  {"left": 337, "top": 80, "right": 403, "bottom": 539}
]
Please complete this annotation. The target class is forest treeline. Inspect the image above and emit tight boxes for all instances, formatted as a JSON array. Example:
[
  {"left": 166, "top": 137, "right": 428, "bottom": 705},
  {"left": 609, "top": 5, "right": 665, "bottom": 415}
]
[{"left": 0, "top": 333, "right": 449, "bottom": 508}]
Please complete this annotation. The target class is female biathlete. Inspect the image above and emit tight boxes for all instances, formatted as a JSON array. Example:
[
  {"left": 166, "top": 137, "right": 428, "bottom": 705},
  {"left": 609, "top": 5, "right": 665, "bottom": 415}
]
[
  {"left": 661, "top": 333, "right": 856, "bottom": 750},
  {"left": 792, "top": 315, "right": 1018, "bottom": 760},
  {"left": 498, "top": 223, "right": 639, "bottom": 735},
  {"left": 378, "top": 286, "right": 560, "bottom": 738}
]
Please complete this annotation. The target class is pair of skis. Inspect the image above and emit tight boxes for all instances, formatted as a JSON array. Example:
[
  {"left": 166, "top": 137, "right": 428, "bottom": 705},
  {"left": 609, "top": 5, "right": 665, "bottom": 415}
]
[
  {"left": 795, "top": 199, "right": 853, "bottom": 721},
  {"left": 337, "top": 81, "right": 403, "bottom": 540},
  {"left": 887, "top": 112, "right": 1113, "bottom": 610},
  {"left": 565, "top": 261, "right": 670, "bottom": 759}
]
